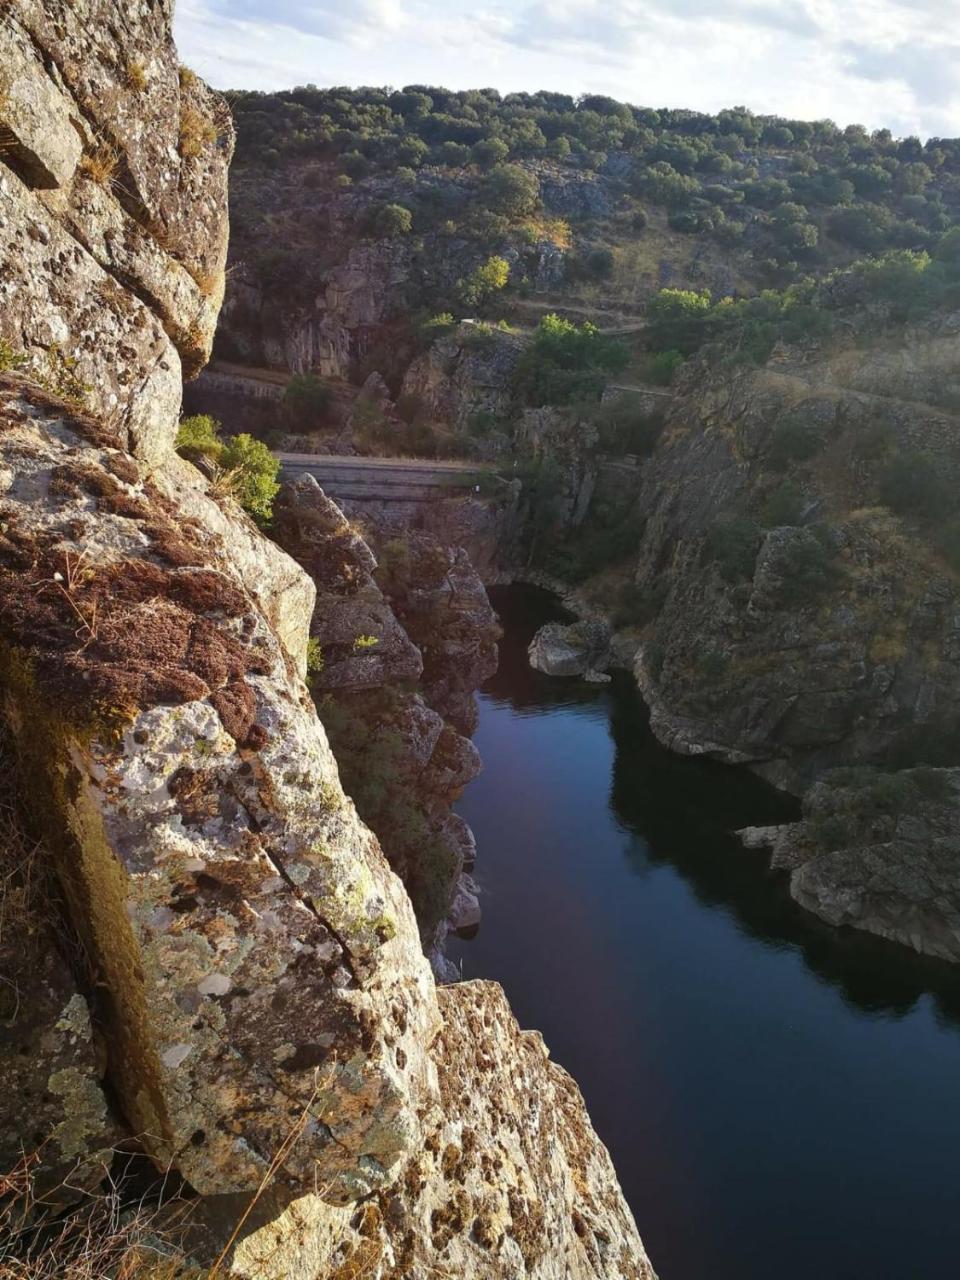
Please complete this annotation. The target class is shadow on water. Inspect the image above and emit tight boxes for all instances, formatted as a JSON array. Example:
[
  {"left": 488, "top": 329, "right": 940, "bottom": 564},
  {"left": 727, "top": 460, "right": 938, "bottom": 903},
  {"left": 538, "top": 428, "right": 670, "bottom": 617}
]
[{"left": 489, "top": 584, "right": 960, "bottom": 1027}]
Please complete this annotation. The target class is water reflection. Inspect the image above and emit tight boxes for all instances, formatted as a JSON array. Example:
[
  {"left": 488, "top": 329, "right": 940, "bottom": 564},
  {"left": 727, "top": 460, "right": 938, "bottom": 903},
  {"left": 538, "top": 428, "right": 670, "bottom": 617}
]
[
  {"left": 490, "top": 584, "right": 960, "bottom": 1026},
  {"left": 453, "top": 585, "right": 960, "bottom": 1280}
]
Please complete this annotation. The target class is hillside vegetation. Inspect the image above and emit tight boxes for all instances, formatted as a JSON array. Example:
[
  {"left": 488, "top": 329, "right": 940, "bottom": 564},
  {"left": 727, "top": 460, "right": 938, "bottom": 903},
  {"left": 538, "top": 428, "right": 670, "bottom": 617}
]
[{"left": 228, "top": 85, "right": 960, "bottom": 289}]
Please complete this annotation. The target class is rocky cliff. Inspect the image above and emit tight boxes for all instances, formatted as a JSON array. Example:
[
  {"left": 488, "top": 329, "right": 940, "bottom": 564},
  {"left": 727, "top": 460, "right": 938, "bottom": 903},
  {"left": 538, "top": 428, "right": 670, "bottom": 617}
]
[
  {"left": 630, "top": 324, "right": 960, "bottom": 789},
  {"left": 0, "top": 5, "right": 654, "bottom": 1277},
  {"left": 271, "top": 476, "right": 495, "bottom": 958},
  {"left": 535, "top": 313, "right": 960, "bottom": 963}
]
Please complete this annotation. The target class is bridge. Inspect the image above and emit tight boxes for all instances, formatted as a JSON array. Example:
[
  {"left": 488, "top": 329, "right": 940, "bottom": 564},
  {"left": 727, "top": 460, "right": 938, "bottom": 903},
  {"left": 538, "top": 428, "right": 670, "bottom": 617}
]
[{"left": 278, "top": 452, "right": 492, "bottom": 503}]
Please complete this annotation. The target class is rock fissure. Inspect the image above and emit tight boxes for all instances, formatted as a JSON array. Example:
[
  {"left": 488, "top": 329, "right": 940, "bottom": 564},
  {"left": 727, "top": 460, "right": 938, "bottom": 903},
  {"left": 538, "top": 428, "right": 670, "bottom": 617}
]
[{"left": 0, "top": 6, "right": 655, "bottom": 1274}]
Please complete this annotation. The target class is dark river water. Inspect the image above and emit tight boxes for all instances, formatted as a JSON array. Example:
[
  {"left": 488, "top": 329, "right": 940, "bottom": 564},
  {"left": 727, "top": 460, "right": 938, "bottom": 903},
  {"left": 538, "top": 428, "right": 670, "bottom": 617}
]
[{"left": 448, "top": 585, "right": 960, "bottom": 1280}]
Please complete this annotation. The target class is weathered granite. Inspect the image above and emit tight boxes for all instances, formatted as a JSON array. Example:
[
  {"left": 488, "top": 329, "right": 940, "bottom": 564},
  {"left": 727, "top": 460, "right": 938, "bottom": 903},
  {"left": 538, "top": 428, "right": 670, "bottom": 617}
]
[
  {"left": 220, "top": 982, "right": 655, "bottom": 1280},
  {"left": 740, "top": 767, "right": 960, "bottom": 962},
  {"left": 529, "top": 620, "right": 611, "bottom": 678},
  {"left": 272, "top": 476, "right": 487, "bottom": 946},
  {"left": 0, "top": 376, "right": 439, "bottom": 1203},
  {"left": 0, "top": 0, "right": 233, "bottom": 464}
]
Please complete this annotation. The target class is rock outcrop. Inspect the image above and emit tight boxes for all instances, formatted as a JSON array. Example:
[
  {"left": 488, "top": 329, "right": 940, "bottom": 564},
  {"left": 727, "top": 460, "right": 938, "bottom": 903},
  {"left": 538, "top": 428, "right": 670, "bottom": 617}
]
[
  {"left": 529, "top": 620, "right": 612, "bottom": 679},
  {"left": 0, "top": 0, "right": 232, "bottom": 465},
  {"left": 401, "top": 324, "right": 525, "bottom": 433},
  {"left": 739, "top": 766, "right": 960, "bottom": 961},
  {"left": 0, "top": 373, "right": 439, "bottom": 1202},
  {"left": 272, "top": 476, "right": 492, "bottom": 950},
  {"left": 221, "top": 982, "right": 655, "bottom": 1280},
  {"left": 629, "top": 338, "right": 960, "bottom": 796},
  {"left": 0, "top": 8, "right": 654, "bottom": 1276}
]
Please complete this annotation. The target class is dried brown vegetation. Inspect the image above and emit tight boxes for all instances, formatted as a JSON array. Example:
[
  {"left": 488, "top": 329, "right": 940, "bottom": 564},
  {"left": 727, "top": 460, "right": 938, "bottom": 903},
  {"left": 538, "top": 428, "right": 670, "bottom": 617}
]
[
  {"left": 178, "top": 107, "right": 216, "bottom": 160},
  {"left": 79, "top": 142, "right": 119, "bottom": 188},
  {"left": 0, "top": 505, "right": 270, "bottom": 745}
]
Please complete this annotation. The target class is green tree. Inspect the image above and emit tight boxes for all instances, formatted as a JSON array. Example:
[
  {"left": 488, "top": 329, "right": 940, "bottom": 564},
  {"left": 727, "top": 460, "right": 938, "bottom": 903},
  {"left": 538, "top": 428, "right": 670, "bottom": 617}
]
[
  {"left": 471, "top": 137, "right": 510, "bottom": 167},
  {"left": 362, "top": 201, "right": 413, "bottom": 237},
  {"left": 639, "top": 161, "right": 699, "bottom": 207},
  {"left": 514, "top": 314, "right": 629, "bottom": 406},
  {"left": 220, "top": 433, "right": 281, "bottom": 526},
  {"left": 458, "top": 255, "right": 511, "bottom": 307},
  {"left": 646, "top": 288, "right": 713, "bottom": 353},
  {"left": 284, "top": 374, "right": 333, "bottom": 429},
  {"left": 481, "top": 163, "right": 540, "bottom": 217}
]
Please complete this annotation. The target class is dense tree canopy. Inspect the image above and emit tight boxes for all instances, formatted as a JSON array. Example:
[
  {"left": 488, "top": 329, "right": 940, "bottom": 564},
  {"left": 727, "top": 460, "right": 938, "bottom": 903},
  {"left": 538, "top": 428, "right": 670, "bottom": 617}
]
[{"left": 227, "top": 86, "right": 960, "bottom": 275}]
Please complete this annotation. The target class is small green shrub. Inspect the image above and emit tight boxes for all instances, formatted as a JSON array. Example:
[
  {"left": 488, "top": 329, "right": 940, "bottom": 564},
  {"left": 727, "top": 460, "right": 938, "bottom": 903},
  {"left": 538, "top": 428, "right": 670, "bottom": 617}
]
[
  {"left": 418, "top": 312, "right": 456, "bottom": 344},
  {"left": 880, "top": 452, "right": 951, "bottom": 519},
  {"left": 768, "top": 416, "right": 826, "bottom": 469},
  {"left": 0, "top": 339, "right": 27, "bottom": 373},
  {"left": 219, "top": 433, "right": 281, "bottom": 525},
  {"left": 458, "top": 255, "right": 510, "bottom": 308},
  {"left": 760, "top": 481, "right": 807, "bottom": 527},
  {"left": 175, "top": 413, "right": 223, "bottom": 461},
  {"left": 362, "top": 201, "right": 413, "bottom": 238},
  {"left": 705, "top": 517, "right": 760, "bottom": 581},
  {"left": 773, "top": 531, "right": 840, "bottom": 605},
  {"left": 284, "top": 374, "right": 333, "bottom": 429},
  {"left": 306, "top": 637, "right": 325, "bottom": 681},
  {"left": 643, "top": 350, "right": 685, "bottom": 385}
]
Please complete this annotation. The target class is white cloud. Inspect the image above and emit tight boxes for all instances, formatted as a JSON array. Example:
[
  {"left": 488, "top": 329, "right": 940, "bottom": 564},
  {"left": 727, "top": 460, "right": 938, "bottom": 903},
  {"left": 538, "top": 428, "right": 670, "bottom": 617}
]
[{"left": 173, "top": 0, "right": 960, "bottom": 138}]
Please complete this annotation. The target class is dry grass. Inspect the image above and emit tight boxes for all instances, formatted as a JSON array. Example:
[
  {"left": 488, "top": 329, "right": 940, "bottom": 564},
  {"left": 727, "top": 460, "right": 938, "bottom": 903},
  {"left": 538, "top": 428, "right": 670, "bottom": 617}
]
[
  {"left": 124, "top": 61, "right": 147, "bottom": 92},
  {"left": 178, "top": 67, "right": 199, "bottom": 92},
  {"left": 79, "top": 142, "right": 119, "bottom": 187},
  {"left": 178, "top": 107, "right": 216, "bottom": 160},
  {"left": 184, "top": 264, "right": 221, "bottom": 298},
  {"left": 0, "top": 1154, "right": 196, "bottom": 1280}
]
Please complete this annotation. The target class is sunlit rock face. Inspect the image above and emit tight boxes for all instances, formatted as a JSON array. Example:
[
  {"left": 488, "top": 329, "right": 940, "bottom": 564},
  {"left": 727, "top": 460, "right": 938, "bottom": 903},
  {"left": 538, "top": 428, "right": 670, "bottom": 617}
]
[{"left": 0, "top": 3, "right": 656, "bottom": 1276}]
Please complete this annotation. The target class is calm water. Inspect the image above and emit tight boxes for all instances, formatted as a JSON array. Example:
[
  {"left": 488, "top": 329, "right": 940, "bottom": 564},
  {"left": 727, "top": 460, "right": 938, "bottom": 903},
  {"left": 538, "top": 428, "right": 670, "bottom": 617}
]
[{"left": 448, "top": 585, "right": 960, "bottom": 1280}]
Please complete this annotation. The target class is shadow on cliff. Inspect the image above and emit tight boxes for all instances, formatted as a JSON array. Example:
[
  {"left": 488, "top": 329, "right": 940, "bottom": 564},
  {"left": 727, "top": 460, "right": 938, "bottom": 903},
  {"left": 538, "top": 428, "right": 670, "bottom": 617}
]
[
  {"left": 487, "top": 585, "right": 960, "bottom": 1028},
  {"left": 605, "top": 675, "right": 960, "bottom": 1028}
]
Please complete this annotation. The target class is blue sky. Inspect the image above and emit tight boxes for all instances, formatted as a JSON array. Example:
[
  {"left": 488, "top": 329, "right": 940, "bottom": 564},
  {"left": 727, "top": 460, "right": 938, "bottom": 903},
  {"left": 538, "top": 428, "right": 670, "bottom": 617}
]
[{"left": 174, "top": 0, "right": 960, "bottom": 139}]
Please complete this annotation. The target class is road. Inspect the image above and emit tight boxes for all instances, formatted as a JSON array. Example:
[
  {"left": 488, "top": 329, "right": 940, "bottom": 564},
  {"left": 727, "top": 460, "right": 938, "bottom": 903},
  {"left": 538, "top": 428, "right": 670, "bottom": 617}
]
[{"left": 277, "top": 452, "right": 492, "bottom": 503}]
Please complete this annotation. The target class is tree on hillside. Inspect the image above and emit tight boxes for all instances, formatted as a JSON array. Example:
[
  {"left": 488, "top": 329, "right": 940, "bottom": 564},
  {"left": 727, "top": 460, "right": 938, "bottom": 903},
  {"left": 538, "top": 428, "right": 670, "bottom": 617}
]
[
  {"left": 458, "top": 255, "right": 511, "bottom": 308},
  {"left": 513, "top": 314, "right": 629, "bottom": 406},
  {"left": 481, "top": 163, "right": 540, "bottom": 217},
  {"left": 362, "top": 201, "right": 413, "bottom": 238},
  {"left": 471, "top": 137, "right": 510, "bottom": 167},
  {"left": 646, "top": 289, "right": 714, "bottom": 353}
]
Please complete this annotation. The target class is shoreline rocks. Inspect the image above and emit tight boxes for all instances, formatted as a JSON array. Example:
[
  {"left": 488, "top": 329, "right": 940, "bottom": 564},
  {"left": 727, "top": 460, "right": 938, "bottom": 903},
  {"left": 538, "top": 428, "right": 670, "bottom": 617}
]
[{"left": 528, "top": 619, "right": 612, "bottom": 679}]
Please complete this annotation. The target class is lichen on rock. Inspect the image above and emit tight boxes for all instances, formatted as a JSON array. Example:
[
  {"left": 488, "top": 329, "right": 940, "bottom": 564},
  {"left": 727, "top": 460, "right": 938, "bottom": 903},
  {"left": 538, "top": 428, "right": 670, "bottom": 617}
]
[{"left": 0, "top": 5, "right": 654, "bottom": 1276}]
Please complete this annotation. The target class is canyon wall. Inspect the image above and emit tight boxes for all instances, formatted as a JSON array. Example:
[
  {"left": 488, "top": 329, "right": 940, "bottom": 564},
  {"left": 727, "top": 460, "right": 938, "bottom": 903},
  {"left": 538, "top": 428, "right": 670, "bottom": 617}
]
[{"left": 0, "top": 5, "right": 654, "bottom": 1277}]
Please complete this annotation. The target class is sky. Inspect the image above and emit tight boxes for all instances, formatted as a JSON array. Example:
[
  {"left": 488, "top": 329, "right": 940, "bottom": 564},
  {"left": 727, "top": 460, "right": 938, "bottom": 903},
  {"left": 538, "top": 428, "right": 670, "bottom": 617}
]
[{"left": 174, "top": 0, "right": 960, "bottom": 140}]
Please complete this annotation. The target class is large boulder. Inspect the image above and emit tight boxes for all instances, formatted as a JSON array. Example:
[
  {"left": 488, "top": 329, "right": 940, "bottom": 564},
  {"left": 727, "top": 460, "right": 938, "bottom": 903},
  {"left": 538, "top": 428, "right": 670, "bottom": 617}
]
[
  {"left": 529, "top": 620, "right": 612, "bottom": 678},
  {"left": 0, "top": 0, "right": 233, "bottom": 465},
  {"left": 0, "top": 375, "right": 440, "bottom": 1202},
  {"left": 740, "top": 766, "right": 960, "bottom": 962}
]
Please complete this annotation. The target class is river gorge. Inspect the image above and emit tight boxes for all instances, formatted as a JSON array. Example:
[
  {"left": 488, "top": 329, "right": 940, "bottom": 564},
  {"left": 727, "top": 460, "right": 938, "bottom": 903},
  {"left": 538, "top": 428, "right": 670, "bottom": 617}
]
[{"left": 450, "top": 585, "right": 960, "bottom": 1280}]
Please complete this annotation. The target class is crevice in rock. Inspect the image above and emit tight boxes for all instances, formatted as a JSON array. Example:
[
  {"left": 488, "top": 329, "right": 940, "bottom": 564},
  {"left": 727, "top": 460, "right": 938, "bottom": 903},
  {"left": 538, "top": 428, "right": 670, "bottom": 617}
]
[{"left": 225, "top": 773, "right": 361, "bottom": 986}]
